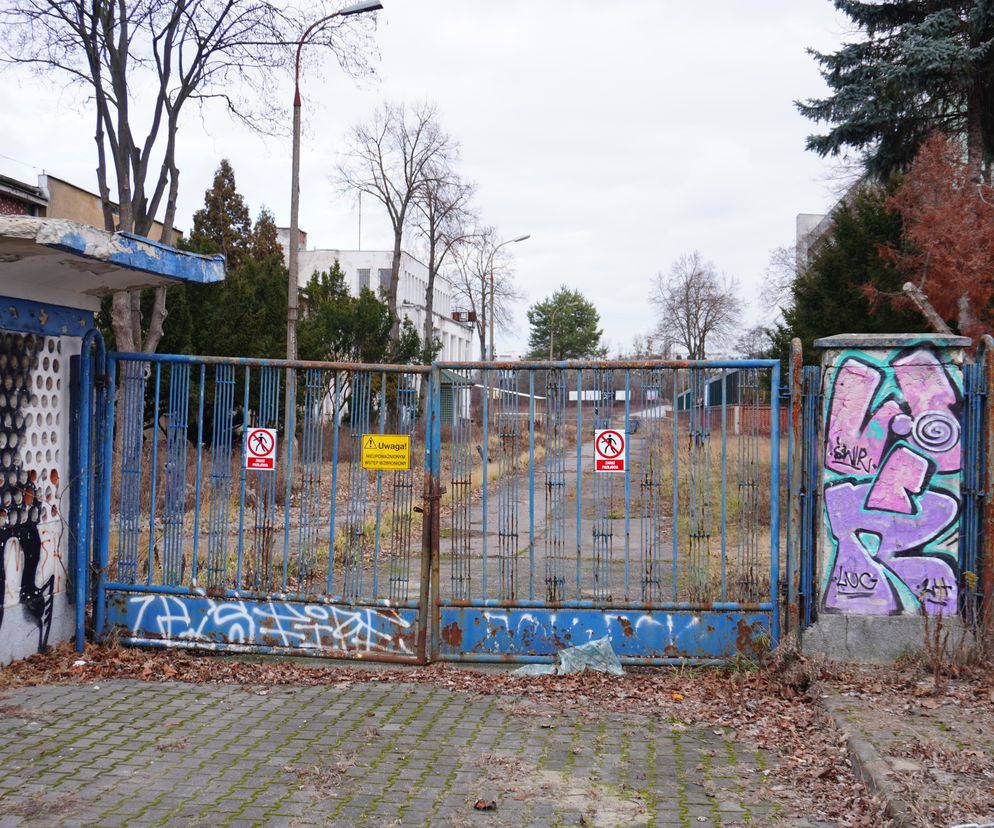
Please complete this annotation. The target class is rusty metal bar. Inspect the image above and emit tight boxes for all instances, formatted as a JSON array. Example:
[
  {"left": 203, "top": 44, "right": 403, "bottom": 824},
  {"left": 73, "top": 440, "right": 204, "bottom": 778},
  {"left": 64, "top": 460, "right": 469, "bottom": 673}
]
[
  {"left": 425, "top": 365, "right": 441, "bottom": 663},
  {"left": 786, "top": 338, "right": 803, "bottom": 636},
  {"left": 112, "top": 351, "right": 432, "bottom": 375},
  {"left": 437, "top": 358, "right": 779, "bottom": 372}
]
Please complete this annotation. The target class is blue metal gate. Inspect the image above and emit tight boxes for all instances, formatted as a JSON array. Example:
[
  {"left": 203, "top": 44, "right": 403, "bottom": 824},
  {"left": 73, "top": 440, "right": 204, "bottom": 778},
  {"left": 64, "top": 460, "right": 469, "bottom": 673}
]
[
  {"left": 91, "top": 353, "right": 433, "bottom": 663},
  {"left": 427, "top": 359, "right": 783, "bottom": 663},
  {"left": 80, "top": 350, "right": 792, "bottom": 664}
]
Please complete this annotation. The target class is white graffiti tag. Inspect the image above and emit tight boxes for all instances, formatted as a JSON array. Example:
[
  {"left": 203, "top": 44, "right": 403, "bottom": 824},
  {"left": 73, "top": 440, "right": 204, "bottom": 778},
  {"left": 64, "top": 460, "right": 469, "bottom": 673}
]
[{"left": 126, "top": 596, "right": 413, "bottom": 655}]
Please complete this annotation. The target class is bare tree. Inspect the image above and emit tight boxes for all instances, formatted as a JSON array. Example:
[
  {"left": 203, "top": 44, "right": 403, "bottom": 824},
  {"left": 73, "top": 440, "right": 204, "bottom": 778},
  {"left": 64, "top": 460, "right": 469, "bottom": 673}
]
[
  {"left": 761, "top": 245, "right": 797, "bottom": 318},
  {"left": 735, "top": 325, "right": 773, "bottom": 359},
  {"left": 651, "top": 251, "right": 741, "bottom": 359},
  {"left": 337, "top": 101, "right": 454, "bottom": 339},
  {"left": 0, "top": 0, "right": 375, "bottom": 353},
  {"left": 624, "top": 331, "right": 670, "bottom": 359},
  {"left": 451, "top": 227, "right": 523, "bottom": 360},
  {"left": 413, "top": 167, "right": 475, "bottom": 355}
]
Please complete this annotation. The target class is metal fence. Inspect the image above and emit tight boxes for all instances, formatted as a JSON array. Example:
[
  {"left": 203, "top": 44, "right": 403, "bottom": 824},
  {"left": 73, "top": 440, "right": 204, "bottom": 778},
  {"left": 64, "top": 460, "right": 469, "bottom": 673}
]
[
  {"left": 429, "top": 359, "right": 783, "bottom": 663},
  {"left": 66, "top": 338, "right": 994, "bottom": 663},
  {"left": 93, "top": 353, "right": 432, "bottom": 663}
]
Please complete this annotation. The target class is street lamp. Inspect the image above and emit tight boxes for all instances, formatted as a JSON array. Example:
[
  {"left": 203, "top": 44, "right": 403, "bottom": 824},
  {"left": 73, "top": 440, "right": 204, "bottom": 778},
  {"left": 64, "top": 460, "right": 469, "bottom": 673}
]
[
  {"left": 488, "top": 234, "right": 530, "bottom": 361},
  {"left": 287, "top": 0, "right": 383, "bottom": 364}
]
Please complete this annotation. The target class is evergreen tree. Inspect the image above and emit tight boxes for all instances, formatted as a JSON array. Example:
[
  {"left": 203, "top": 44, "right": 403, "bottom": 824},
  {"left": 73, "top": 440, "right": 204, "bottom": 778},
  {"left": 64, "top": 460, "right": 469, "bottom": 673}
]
[
  {"left": 798, "top": 1, "right": 994, "bottom": 179},
  {"left": 250, "top": 207, "right": 284, "bottom": 262},
  {"left": 188, "top": 159, "right": 253, "bottom": 269},
  {"left": 526, "top": 287, "right": 606, "bottom": 360},
  {"left": 298, "top": 264, "right": 423, "bottom": 365},
  {"left": 776, "top": 184, "right": 923, "bottom": 361}
]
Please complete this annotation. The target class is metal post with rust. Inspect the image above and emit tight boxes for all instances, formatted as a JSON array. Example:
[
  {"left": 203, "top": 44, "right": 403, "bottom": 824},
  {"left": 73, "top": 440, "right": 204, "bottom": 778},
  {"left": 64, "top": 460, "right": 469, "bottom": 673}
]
[
  {"left": 418, "top": 366, "right": 442, "bottom": 663},
  {"left": 786, "top": 338, "right": 804, "bottom": 637},
  {"left": 981, "top": 335, "right": 994, "bottom": 627}
]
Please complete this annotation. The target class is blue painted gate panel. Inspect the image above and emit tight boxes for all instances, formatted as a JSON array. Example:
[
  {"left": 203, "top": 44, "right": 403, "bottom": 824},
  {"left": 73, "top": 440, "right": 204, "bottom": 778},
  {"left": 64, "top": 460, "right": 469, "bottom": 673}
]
[
  {"left": 106, "top": 590, "right": 423, "bottom": 658},
  {"left": 438, "top": 606, "right": 771, "bottom": 663}
]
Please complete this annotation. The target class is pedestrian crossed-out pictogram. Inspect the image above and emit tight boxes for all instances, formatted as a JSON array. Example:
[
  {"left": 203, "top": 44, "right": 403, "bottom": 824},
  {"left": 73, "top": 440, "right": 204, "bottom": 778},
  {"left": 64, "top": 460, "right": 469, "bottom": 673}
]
[
  {"left": 594, "top": 428, "right": 626, "bottom": 473},
  {"left": 245, "top": 427, "right": 278, "bottom": 471}
]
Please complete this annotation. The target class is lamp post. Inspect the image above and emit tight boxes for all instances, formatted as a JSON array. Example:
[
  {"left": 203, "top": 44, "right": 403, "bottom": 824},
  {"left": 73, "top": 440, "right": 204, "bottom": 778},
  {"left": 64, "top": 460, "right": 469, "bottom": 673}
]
[
  {"left": 548, "top": 303, "right": 562, "bottom": 360},
  {"left": 488, "top": 234, "right": 530, "bottom": 361},
  {"left": 287, "top": 0, "right": 382, "bottom": 364}
]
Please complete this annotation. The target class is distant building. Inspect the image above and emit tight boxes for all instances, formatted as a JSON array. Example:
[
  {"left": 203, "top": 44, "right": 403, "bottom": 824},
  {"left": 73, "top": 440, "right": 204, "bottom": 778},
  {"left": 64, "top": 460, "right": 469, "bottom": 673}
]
[
  {"left": 795, "top": 180, "right": 865, "bottom": 269},
  {"left": 0, "top": 172, "right": 181, "bottom": 239},
  {"left": 277, "top": 232, "right": 475, "bottom": 363}
]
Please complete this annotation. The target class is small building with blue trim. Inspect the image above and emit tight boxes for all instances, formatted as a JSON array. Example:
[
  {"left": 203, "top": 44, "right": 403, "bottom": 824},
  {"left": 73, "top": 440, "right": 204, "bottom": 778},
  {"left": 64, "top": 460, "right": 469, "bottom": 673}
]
[{"left": 0, "top": 216, "right": 223, "bottom": 666}]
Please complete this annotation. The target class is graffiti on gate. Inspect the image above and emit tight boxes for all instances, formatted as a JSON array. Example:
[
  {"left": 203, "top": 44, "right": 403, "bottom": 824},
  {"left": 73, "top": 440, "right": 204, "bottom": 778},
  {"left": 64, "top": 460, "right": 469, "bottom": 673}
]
[
  {"left": 437, "top": 607, "right": 770, "bottom": 660},
  {"left": 121, "top": 595, "right": 418, "bottom": 654},
  {"left": 822, "top": 346, "right": 962, "bottom": 615}
]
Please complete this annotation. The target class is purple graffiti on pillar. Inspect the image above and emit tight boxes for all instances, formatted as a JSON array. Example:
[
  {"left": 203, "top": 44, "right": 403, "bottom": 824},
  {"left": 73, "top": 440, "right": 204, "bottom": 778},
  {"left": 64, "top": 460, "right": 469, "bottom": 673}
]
[{"left": 823, "top": 348, "right": 961, "bottom": 616}]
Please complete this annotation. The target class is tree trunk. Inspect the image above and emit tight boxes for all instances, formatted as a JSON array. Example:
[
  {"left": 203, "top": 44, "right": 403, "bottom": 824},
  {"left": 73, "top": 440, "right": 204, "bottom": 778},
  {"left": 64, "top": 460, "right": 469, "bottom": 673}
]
[
  {"left": 144, "top": 288, "right": 168, "bottom": 354},
  {"left": 903, "top": 282, "right": 953, "bottom": 335},
  {"left": 958, "top": 293, "right": 978, "bottom": 338},
  {"left": 966, "top": 93, "right": 984, "bottom": 184},
  {"left": 95, "top": 113, "right": 116, "bottom": 232},
  {"left": 388, "top": 230, "right": 403, "bottom": 339},
  {"left": 424, "top": 238, "right": 437, "bottom": 356}
]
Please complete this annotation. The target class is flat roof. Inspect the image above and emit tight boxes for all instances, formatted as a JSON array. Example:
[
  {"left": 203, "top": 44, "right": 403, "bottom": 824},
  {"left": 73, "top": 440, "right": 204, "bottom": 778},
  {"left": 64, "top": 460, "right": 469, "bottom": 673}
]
[{"left": 0, "top": 216, "right": 225, "bottom": 312}]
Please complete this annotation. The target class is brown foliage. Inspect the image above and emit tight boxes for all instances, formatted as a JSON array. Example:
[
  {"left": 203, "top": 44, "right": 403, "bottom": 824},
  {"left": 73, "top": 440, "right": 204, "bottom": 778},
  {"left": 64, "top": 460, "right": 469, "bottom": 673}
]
[{"left": 873, "top": 133, "right": 994, "bottom": 339}]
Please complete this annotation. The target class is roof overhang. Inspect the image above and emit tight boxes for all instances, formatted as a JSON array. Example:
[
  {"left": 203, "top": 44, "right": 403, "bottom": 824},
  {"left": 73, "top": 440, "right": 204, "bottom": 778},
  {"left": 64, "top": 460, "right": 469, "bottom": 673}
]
[{"left": 0, "top": 216, "right": 225, "bottom": 312}]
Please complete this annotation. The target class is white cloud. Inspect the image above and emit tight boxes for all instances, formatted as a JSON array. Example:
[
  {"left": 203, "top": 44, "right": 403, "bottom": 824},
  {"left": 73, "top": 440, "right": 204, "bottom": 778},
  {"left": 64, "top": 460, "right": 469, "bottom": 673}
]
[{"left": 0, "top": 0, "right": 850, "bottom": 356}]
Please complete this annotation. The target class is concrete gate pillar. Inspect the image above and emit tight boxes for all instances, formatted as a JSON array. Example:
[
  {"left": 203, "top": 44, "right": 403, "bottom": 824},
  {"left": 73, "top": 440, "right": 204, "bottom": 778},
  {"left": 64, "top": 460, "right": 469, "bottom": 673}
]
[{"left": 803, "top": 334, "right": 972, "bottom": 662}]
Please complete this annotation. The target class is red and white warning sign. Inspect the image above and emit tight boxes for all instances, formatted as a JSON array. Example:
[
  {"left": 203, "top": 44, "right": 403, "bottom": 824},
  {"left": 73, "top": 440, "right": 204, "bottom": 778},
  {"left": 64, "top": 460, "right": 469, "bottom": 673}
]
[
  {"left": 594, "top": 429, "right": 626, "bottom": 473},
  {"left": 245, "top": 427, "right": 278, "bottom": 471}
]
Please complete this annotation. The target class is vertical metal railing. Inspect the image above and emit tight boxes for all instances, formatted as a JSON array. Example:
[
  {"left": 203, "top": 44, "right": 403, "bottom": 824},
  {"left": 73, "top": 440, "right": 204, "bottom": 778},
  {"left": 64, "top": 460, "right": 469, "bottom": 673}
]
[
  {"left": 432, "top": 359, "right": 783, "bottom": 660},
  {"left": 799, "top": 364, "right": 821, "bottom": 629},
  {"left": 786, "top": 339, "right": 804, "bottom": 637},
  {"left": 960, "top": 336, "right": 993, "bottom": 628},
  {"left": 73, "top": 328, "right": 106, "bottom": 652},
  {"left": 92, "top": 353, "right": 432, "bottom": 662}
]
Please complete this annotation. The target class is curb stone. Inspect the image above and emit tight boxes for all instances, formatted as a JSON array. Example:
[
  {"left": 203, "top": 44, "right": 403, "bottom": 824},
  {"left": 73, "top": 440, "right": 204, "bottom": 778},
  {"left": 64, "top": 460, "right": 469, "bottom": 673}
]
[{"left": 816, "top": 690, "right": 915, "bottom": 828}]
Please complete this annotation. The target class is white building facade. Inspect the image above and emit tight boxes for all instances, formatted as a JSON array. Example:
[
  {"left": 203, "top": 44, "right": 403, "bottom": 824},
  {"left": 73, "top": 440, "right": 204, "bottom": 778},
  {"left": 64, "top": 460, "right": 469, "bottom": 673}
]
[{"left": 278, "top": 232, "right": 474, "bottom": 363}]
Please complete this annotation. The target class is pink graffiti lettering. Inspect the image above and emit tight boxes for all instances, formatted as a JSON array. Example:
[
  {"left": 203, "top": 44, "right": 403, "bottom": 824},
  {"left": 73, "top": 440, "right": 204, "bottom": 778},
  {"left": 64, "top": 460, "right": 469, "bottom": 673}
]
[{"left": 865, "top": 446, "right": 931, "bottom": 514}]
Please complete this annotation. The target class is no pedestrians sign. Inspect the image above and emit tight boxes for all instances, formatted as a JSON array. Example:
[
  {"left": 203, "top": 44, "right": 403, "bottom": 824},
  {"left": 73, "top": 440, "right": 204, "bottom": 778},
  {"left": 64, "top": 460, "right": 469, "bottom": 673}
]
[
  {"left": 245, "top": 427, "right": 278, "bottom": 471},
  {"left": 594, "top": 429, "right": 626, "bottom": 473}
]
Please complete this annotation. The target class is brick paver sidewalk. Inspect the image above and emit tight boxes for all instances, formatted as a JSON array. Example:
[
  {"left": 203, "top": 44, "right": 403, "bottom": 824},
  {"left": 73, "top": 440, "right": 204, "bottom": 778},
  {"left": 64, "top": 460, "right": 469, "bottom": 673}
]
[{"left": 0, "top": 679, "right": 779, "bottom": 827}]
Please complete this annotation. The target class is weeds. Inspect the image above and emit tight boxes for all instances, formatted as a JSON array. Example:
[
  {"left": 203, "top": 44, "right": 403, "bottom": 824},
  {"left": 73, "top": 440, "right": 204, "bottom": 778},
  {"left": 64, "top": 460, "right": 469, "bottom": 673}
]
[{"left": 918, "top": 573, "right": 994, "bottom": 692}]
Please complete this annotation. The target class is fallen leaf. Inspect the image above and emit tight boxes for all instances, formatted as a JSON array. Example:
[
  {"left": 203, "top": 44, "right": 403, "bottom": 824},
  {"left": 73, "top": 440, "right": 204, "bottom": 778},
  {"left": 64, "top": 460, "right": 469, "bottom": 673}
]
[
  {"left": 671, "top": 692, "right": 684, "bottom": 702},
  {"left": 473, "top": 798, "right": 497, "bottom": 811}
]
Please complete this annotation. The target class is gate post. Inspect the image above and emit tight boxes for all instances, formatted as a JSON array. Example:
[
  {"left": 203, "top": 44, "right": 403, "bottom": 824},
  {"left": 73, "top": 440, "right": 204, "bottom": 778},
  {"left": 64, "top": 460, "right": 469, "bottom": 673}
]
[
  {"left": 74, "top": 329, "right": 105, "bottom": 652},
  {"left": 93, "top": 355, "right": 117, "bottom": 641},
  {"left": 786, "top": 338, "right": 803, "bottom": 638},
  {"left": 804, "top": 334, "right": 971, "bottom": 662},
  {"left": 420, "top": 366, "right": 442, "bottom": 663},
  {"left": 981, "top": 336, "right": 994, "bottom": 624}
]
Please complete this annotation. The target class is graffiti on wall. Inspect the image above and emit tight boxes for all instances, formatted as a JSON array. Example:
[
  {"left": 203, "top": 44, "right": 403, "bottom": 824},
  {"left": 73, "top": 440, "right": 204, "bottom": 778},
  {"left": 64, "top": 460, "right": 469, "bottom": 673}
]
[
  {"left": 1, "top": 331, "right": 59, "bottom": 650},
  {"left": 822, "top": 346, "right": 962, "bottom": 615},
  {"left": 114, "top": 594, "right": 419, "bottom": 655}
]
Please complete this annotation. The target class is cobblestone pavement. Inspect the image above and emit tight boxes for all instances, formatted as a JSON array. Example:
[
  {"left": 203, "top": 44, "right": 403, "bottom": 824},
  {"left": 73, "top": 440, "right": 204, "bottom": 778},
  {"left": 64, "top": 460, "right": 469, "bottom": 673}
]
[{"left": 0, "top": 679, "right": 780, "bottom": 827}]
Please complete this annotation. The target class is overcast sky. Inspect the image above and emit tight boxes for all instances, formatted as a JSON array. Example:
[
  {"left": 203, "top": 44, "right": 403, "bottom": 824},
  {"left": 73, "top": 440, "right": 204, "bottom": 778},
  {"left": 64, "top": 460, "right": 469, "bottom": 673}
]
[{"left": 0, "top": 0, "right": 852, "bottom": 357}]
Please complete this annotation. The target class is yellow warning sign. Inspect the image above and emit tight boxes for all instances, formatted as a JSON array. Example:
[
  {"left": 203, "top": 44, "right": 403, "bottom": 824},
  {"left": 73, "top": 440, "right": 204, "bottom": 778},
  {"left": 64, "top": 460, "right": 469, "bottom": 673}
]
[{"left": 361, "top": 434, "right": 411, "bottom": 471}]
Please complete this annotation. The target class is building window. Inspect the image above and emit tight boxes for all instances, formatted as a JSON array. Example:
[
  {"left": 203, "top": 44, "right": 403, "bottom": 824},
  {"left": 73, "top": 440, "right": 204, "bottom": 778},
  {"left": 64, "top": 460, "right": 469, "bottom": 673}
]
[
  {"left": 357, "top": 268, "right": 370, "bottom": 291},
  {"left": 378, "top": 268, "right": 391, "bottom": 294}
]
